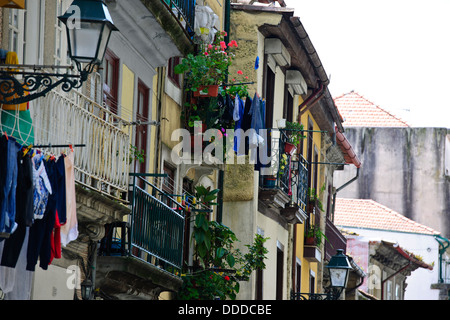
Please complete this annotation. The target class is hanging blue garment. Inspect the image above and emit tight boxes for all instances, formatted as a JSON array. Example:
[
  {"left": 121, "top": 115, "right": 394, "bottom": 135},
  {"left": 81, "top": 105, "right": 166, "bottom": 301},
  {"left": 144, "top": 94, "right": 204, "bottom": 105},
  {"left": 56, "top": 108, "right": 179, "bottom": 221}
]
[
  {"left": 0, "top": 136, "right": 20, "bottom": 235},
  {"left": 233, "top": 94, "right": 245, "bottom": 155}
]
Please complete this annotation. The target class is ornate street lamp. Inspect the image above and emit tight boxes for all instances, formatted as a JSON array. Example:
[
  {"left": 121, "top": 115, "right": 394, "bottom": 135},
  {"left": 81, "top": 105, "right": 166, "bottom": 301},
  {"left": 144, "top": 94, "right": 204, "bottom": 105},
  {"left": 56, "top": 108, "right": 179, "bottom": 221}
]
[
  {"left": 0, "top": 0, "right": 118, "bottom": 105},
  {"left": 80, "top": 278, "right": 93, "bottom": 300},
  {"left": 58, "top": 0, "right": 118, "bottom": 73},
  {"left": 291, "top": 249, "right": 352, "bottom": 300},
  {"left": 325, "top": 249, "right": 353, "bottom": 299}
]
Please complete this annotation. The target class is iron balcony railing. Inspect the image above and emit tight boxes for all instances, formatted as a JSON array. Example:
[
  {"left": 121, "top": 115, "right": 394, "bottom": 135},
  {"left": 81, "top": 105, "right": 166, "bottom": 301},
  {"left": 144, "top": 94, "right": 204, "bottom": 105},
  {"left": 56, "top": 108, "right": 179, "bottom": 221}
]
[
  {"left": 161, "top": 0, "right": 196, "bottom": 36},
  {"left": 291, "top": 154, "right": 308, "bottom": 215},
  {"left": 32, "top": 88, "right": 131, "bottom": 202},
  {"left": 129, "top": 173, "right": 186, "bottom": 272},
  {"left": 263, "top": 128, "right": 308, "bottom": 215}
]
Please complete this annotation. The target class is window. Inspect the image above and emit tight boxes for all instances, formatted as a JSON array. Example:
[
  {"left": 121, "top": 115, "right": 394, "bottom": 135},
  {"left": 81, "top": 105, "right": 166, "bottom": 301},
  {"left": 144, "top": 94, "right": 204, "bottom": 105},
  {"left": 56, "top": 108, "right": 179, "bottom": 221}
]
[
  {"left": 276, "top": 243, "right": 284, "bottom": 300},
  {"left": 313, "top": 147, "right": 319, "bottom": 192},
  {"left": 306, "top": 118, "right": 314, "bottom": 187},
  {"left": 295, "top": 259, "right": 302, "bottom": 293},
  {"left": 283, "top": 85, "right": 294, "bottom": 123},
  {"left": 134, "top": 80, "right": 150, "bottom": 175},
  {"left": 309, "top": 272, "right": 315, "bottom": 293},
  {"left": 168, "top": 56, "right": 181, "bottom": 88},
  {"left": 8, "top": 7, "right": 25, "bottom": 62},
  {"left": 386, "top": 280, "right": 392, "bottom": 300},
  {"left": 162, "top": 162, "right": 175, "bottom": 196},
  {"left": 103, "top": 49, "right": 120, "bottom": 114},
  {"left": 264, "top": 61, "right": 275, "bottom": 129},
  {"left": 54, "top": 0, "right": 72, "bottom": 67},
  {"left": 395, "top": 283, "right": 401, "bottom": 300}
]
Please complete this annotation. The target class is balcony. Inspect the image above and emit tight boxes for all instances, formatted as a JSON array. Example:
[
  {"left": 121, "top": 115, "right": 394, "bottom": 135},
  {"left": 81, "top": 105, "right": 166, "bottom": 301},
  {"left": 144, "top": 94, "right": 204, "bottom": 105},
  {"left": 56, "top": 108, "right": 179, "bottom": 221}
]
[
  {"left": 161, "top": 0, "right": 196, "bottom": 36},
  {"left": 259, "top": 129, "right": 308, "bottom": 224},
  {"left": 32, "top": 89, "right": 131, "bottom": 202},
  {"left": 96, "top": 174, "right": 187, "bottom": 300},
  {"left": 303, "top": 210, "right": 322, "bottom": 263}
]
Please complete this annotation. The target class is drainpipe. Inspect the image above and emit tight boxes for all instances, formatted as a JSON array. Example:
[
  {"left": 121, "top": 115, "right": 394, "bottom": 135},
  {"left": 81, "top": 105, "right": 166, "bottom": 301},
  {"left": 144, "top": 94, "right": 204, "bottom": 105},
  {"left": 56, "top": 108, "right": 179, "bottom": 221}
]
[
  {"left": 380, "top": 261, "right": 411, "bottom": 300},
  {"left": 435, "top": 234, "right": 450, "bottom": 283},
  {"left": 331, "top": 168, "right": 359, "bottom": 222},
  {"left": 298, "top": 81, "right": 325, "bottom": 120}
]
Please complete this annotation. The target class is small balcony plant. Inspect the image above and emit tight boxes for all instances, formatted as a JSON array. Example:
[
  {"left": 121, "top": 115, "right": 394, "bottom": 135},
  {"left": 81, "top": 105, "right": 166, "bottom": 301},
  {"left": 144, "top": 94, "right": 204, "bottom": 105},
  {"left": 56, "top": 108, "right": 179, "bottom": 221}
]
[
  {"left": 174, "top": 31, "right": 238, "bottom": 97},
  {"left": 305, "top": 225, "right": 328, "bottom": 247},
  {"left": 177, "top": 185, "right": 269, "bottom": 300},
  {"left": 284, "top": 121, "right": 305, "bottom": 153}
]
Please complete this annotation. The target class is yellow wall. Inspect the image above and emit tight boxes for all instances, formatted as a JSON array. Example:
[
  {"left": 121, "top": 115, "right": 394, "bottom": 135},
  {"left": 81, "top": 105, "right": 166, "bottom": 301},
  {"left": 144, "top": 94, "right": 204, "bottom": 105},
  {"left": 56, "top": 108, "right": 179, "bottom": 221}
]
[
  {"left": 294, "top": 99, "right": 322, "bottom": 293},
  {"left": 148, "top": 72, "right": 159, "bottom": 173},
  {"left": 121, "top": 64, "right": 135, "bottom": 124},
  {"left": 204, "top": 0, "right": 225, "bottom": 28}
]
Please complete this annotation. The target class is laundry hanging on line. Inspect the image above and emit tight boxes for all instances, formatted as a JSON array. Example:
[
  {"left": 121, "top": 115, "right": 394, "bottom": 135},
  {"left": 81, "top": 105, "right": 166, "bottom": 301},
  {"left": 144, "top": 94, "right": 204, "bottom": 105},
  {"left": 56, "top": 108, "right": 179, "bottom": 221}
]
[{"left": 0, "top": 133, "right": 79, "bottom": 275}]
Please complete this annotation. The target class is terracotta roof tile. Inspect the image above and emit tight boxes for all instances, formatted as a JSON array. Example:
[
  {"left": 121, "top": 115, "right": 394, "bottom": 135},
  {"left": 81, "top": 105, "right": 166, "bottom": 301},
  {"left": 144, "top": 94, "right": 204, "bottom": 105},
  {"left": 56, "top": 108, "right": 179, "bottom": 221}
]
[
  {"left": 333, "top": 91, "right": 410, "bottom": 127},
  {"left": 334, "top": 198, "right": 439, "bottom": 235}
]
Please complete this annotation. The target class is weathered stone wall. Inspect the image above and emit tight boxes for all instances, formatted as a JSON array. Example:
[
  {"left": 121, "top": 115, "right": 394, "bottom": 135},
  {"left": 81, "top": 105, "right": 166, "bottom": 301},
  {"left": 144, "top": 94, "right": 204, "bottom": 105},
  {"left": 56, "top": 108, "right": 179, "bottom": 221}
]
[{"left": 333, "top": 127, "right": 450, "bottom": 238}]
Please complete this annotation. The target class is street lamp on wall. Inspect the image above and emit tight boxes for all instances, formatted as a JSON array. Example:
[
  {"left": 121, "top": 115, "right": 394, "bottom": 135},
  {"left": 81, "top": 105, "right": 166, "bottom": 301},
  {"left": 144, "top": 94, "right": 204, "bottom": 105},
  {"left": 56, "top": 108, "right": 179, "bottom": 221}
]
[
  {"left": 58, "top": 0, "right": 118, "bottom": 73},
  {"left": 291, "top": 249, "right": 353, "bottom": 300},
  {"left": 0, "top": 0, "right": 118, "bottom": 105},
  {"left": 325, "top": 249, "right": 353, "bottom": 299}
]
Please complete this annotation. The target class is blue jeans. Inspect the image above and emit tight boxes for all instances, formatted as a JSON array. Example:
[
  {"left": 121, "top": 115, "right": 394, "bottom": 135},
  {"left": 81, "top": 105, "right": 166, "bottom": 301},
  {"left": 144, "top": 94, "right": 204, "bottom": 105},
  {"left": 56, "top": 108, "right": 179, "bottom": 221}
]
[{"left": 0, "top": 138, "right": 20, "bottom": 234}]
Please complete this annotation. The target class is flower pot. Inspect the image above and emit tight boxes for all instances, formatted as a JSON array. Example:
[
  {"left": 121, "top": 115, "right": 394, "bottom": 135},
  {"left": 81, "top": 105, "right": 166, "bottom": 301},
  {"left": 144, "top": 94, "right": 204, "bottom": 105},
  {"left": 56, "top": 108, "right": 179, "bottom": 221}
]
[
  {"left": 304, "top": 236, "right": 315, "bottom": 246},
  {"left": 193, "top": 85, "right": 219, "bottom": 98},
  {"left": 263, "top": 176, "right": 277, "bottom": 188},
  {"left": 284, "top": 142, "right": 297, "bottom": 155}
]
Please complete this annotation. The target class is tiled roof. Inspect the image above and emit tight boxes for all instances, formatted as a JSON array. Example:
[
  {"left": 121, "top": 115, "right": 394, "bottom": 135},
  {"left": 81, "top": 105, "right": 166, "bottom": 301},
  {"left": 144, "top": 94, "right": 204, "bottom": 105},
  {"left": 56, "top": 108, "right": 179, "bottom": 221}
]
[
  {"left": 334, "top": 198, "right": 439, "bottom": 235},
  {"left": 333, "top": 91, "right": 410, "bottom": 127}
]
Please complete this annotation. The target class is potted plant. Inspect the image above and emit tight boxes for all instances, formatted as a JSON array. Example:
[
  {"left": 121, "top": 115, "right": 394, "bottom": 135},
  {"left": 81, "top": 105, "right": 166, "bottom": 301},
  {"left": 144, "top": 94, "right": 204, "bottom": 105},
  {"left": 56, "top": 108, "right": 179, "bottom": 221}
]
[
  {"left": 305, "top": 225, "right": 328, "bottom": 246},
  {"left": 278, "top": 153, "right": 288, "bottom": 178},
  {"left": 308, "top": 185, "right": 325, "bottom": 211},
  {"left": 285, "top": 121, "right": 306, "bottom": 147},
  {"left": 263, "top": 175, "right": 277, "bottom": 188},
  {"left": 174, "top": 31, "right": 239, "bottom": 97}
]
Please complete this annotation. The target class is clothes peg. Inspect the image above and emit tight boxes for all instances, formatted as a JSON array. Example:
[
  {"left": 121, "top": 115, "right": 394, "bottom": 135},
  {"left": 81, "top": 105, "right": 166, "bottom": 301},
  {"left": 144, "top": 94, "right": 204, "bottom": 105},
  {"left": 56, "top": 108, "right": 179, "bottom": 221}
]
[{"left": 23, "top": 144, "right": 33, "bottom": 156}]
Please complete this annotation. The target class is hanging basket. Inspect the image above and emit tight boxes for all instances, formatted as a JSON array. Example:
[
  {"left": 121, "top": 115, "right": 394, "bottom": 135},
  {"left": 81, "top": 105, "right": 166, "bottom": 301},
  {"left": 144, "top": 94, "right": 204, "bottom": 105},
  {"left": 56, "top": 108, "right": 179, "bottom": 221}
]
[
  {"left": 284, "top": 142, "right": 297, "bottom": 155},
  {"left": 193, "top": 85, "right": 219, "bottom": 98}
]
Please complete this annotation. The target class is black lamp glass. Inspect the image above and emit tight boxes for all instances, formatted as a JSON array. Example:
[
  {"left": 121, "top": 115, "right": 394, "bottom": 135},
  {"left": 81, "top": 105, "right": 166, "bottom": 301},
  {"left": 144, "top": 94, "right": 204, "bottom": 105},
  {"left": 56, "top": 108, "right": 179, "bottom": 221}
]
[{"left": 58, "top": 0, "right": 118, "bottom": 68}]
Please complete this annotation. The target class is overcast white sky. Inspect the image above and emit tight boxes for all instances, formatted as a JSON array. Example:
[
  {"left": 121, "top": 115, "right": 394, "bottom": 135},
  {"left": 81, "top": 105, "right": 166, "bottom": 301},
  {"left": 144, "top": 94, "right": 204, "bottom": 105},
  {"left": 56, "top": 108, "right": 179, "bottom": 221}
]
[{"left": 287, "top": 0, "right": 450, "bottom": 128}]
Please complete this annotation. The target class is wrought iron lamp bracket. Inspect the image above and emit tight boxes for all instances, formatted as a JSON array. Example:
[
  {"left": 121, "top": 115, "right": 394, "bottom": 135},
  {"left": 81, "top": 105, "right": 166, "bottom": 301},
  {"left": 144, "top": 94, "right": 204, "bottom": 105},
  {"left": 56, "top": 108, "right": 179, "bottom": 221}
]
[{"left": 0, "top": 62, "right": 92, "bottom": 105}]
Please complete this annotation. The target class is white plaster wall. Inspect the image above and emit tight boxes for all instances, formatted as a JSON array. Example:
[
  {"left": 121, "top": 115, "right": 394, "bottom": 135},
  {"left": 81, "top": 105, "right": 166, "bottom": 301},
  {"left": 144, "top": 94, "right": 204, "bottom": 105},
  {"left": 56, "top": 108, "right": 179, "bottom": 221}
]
[{"left": 343, "top": 227, "right": 440, "bottom": 300}]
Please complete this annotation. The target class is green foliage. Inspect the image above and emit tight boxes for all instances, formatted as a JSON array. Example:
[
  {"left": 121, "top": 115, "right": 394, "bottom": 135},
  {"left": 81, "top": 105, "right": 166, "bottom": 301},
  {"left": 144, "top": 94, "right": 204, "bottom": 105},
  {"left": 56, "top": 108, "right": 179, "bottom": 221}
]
[
  {"left": 174, "top": 31, "right": 235, "bottom": 92},
  {"left": 195, "top": 185, "right": 220, "bottom": 207},
  {"left": 285, "top": 121, "right": 306, "bottom": 146},
  {"left": 278, "top": 153, "right": 288, "bottom": 177},
  {"left": 308, "top": 184, "right": 326, "bottom": 211},
  {"left": 306, "top": 225, "right": 328, "bottom": 247},
  {"left": 177, "top": 187, "right": 269, "bottom": 300},
  {"left": 129, "top": 144, "right": 145, "bottom": 164}
]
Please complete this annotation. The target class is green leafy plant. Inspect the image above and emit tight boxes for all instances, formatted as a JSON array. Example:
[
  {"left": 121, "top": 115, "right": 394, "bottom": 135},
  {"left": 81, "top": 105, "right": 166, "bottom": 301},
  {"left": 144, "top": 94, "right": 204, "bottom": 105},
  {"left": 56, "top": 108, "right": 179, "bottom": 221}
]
[
  {"left": 178, "top": 228, "right": 269, "bottom": 300},
  {"left": 129, "top": 144, "right": 145, "bottom": 164},
  {"left": 308, "top": 184, "right": 326, "bottom": 211},
  {"left": 174, "top": 31, "right": 238, "bottom": 92},
  {"left": 195, "top": 185, "right": 220, "bottom": 207},
  {"left": 278, "top": 153, "right": 288, "bottom": 177},
  {"left": 306, "top": 225, "right": 328, "bottom": 247},
  {"left": 178, "top": 185, "right": 269, "bottom": 300},
  {"left": 285, "top": 121, "right": 306, "bottom": 146}
]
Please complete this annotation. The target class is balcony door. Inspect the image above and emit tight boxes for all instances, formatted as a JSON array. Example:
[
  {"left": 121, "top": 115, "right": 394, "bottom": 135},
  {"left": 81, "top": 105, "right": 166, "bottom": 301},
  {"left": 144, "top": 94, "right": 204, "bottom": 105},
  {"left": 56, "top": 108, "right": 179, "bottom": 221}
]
[
  {"left": 134, "top": 80, "right": 149, "bottom": 176},
  {"left": 103, "top": 49, "right": 119, "bottom": 114}
]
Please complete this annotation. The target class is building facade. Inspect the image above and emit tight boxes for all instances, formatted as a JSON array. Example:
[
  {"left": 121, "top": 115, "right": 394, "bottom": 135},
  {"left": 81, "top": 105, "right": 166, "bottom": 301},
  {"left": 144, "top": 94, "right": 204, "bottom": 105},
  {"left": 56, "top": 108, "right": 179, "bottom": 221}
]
[{"left": 0, "top": 0, "right": 365, "bottom": 301}]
